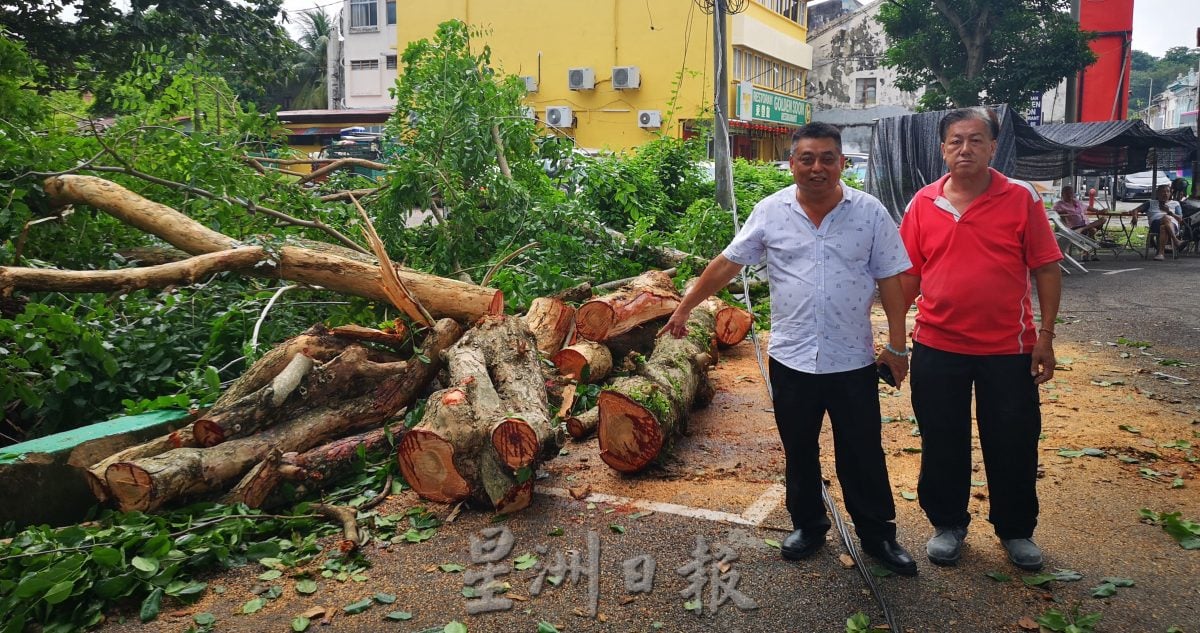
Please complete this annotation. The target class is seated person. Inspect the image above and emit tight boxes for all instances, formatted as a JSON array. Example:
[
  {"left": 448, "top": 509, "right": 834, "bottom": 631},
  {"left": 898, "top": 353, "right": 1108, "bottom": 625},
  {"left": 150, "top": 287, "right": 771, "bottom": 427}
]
[
  {"left": 1052, "top": 185, "right": 1105, "bottom": 238},
  {"left": 1171, "top": 176, "right": 1189, "bottom": 202},
  {"left": 1144, "top": 184, "right": 1184, "bottom": 261}
]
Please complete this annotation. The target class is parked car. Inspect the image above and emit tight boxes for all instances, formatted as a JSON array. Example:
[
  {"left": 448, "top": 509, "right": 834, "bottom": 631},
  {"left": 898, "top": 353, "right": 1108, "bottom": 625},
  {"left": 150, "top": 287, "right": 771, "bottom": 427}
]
[
  {"left": 1115, "top": 170, "right": 1174, "bottom": 201},
  {"left": 843, "top": 152, "right": 869, "bottom": 184}
]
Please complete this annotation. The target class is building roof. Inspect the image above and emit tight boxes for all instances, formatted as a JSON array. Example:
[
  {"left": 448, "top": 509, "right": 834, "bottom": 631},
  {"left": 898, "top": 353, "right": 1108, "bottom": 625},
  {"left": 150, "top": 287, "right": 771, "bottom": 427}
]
[{"left": 276, "top": 109, "right": 394, "bottom": 124}]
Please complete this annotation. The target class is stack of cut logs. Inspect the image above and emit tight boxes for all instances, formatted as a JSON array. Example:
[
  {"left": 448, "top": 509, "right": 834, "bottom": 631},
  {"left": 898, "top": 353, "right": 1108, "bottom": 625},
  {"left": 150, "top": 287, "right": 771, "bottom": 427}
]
[{"left": 77, "top": 270, "right": 752, "bottom": 517}]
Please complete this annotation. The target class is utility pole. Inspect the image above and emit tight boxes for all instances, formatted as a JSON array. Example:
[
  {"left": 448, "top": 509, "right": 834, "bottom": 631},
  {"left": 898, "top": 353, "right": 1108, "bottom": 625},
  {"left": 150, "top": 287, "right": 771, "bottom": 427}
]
[{"left": 712, "top": 0, "right": 735, "bottom": 212}]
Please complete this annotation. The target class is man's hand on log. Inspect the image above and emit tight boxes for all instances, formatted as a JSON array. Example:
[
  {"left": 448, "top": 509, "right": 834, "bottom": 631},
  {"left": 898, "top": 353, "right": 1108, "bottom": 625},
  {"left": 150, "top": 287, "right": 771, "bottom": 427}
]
[{"left": 658, "top": 306, "right": 692, "bottom": 339}]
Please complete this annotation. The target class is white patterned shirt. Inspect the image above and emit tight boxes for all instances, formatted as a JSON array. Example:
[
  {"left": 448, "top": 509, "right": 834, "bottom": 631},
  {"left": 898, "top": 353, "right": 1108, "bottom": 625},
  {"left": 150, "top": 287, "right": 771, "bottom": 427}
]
[{"left": 722, "top": 183, "right": 910, "bottom": 374}]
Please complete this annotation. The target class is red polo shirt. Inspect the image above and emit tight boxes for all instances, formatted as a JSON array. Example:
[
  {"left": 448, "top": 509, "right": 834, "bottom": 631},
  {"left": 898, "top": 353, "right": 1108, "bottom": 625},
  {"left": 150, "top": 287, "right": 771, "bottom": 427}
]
[{"left": 899, "top": 168, "right": 1062, "bottom": 355}]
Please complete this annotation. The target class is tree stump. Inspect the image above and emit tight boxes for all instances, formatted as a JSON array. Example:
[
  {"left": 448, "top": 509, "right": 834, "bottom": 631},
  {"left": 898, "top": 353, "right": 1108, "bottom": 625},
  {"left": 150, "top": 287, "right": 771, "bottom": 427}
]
[
  {"left": 551, "top": 340, "right": 612, "bottom": 383},
  {"left": 596, "top": 300, "right": 718, "bottom": 473}
]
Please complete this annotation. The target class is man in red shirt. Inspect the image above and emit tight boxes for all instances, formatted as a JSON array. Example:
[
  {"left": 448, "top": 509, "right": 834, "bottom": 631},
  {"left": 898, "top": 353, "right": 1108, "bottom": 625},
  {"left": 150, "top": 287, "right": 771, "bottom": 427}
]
[{"left": 898, "top": 108, "right": 1062, "bottom": 571}]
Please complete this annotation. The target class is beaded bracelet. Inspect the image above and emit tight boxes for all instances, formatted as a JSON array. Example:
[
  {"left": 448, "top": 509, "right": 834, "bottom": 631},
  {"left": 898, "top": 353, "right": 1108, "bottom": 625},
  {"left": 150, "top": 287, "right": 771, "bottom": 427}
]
[
  {"left": 1038, "top": 328, "right": 1056, "bottom": 339},
  {"left": 884, "top": 343, "right": 909, "bottom": 357}
]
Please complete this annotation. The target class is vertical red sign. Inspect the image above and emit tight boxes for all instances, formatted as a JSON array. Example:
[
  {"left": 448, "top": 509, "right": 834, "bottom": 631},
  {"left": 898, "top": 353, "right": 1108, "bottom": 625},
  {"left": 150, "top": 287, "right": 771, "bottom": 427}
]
[{"left": 1078, "top": 0, "right": 1135, "bottom": 122}]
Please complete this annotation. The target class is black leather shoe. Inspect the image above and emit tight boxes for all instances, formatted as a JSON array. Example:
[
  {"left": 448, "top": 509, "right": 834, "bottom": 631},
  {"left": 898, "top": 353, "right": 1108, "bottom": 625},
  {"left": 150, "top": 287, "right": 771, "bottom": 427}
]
[
  {"left": 861, "top": 539, "right": 918, "bottom": 576},
  {"left": 780, "top": 528, "right": 826, "bottom": 560}
]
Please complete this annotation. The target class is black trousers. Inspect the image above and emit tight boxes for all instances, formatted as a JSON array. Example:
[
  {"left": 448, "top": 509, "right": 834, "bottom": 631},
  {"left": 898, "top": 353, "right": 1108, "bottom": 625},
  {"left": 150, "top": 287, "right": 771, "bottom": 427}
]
[
  {"left": 768, "top": 357, "right": 897, "bottom": 543},
  {"left": 910, "top": 342, "right": 1042, "bottom": 539}
]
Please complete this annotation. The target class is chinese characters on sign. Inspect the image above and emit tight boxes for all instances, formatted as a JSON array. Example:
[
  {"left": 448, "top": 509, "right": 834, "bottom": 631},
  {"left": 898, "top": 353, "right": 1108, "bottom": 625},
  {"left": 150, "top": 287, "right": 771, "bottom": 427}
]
[
  {"left": 461, "top": 527, "right": 758, "bottom": 617},
  {"left": 736, "top": 82, "right": 811, "bottom": 126}
]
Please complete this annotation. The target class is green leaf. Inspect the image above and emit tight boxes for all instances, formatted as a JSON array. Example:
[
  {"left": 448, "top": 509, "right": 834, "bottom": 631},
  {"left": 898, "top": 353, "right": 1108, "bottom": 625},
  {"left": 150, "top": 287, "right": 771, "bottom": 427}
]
[
  {"left": 140, "top": 588, "right": 164, "bottom": 622},
  {"left": 537, "top": 622, "right": 560, "bottom": 633},
  {"left": 1022, "top": 573, "right": 1055, "bottom": 587},
  {"left": 985, "top": 571, "right": 1010, "bottom": 582},
  {"left": 1058, "top": 449, "right": 1086, "bottom": 458},
  {"left": 1036, "top": 609, "right": 1069, "bottom": 629},
  {"left": 513, "top": 553, "right": 538, "bottom": 570},
  {"left": 1118, "top": 424, "right": 1141, "bottom": 434},
  {"left": 868, "top": 564, "right": 894, "bottom": 578},
  {"left": 1052, "top": 568, "right": 1083, "bottom": 582},
  {"left": 292, "top": 616, "right": 310, "bottom": 632},
  {"left": 92, "top": 546, "right": 123, "bottom": 568},
  {"left": 132, "top": 555, "right": 159, "bottom": 574},
  {"left": 1172, "top": 478, "right": 1184, "bottom": 489},
  {"left": 901, "top": 491, "right": 917, "bottom": 501},
  {"left": 763, "top": 538, "right": 781, "bottom": 549},
  {"left": 515, "top": 466, "right": 533, "bottom": 483},
  {"left": 444, "top": 621, "right": 468, "bottom": 633},
  {"left": 1090, "top": 582, "right": 1117, "bottom": 598},
  {"left": 194, "top": 613, "right": 216, "bottom": 626},
  {"left": 295, "top": 579, "right": 318, "bottom": 594},
  {"left": 242, "top": 598, "right": 265, "bottom": 614},
  {"left": 1100, "top": 576, "right": 1135, "bottom": 587},
  {"left": 245, "top": 541, "right": 281, "bottom": 561},
  {"left": 547, "top": 526, "right": 564, "bottom": 536},
  {"left": 461, "top": 586, "right": 477, "bottom": 598},
  {"left": 1082, "top": 448, "right": 1106, "bottom": 457},
  {"left": 259, "top": 569, "right": 284, "bottom": 581},
  {"left": 439, "top": 563, "right": 465, "bottom": 573},
  {"left": 608, "top": 523, "right": 626, "bottom": 534},
  {"left": 43, "top": 580, "right": 75, "bottom": 605},
  {"left": 683, "top": 598, "right": 702, "bottom": 611},
  {"left": 373, "top": 592, "right": 397, "bottom": 604},
  {"left": 344, "top": 598, "right": 372, "bottom": 614},
  {"left": 385, "top": 611, "right": 413, "bottom": 621}
]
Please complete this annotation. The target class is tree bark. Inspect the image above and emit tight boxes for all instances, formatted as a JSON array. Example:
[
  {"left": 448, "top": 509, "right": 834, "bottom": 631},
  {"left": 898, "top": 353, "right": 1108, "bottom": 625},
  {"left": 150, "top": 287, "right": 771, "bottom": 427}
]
[
  {"left": 225, "top": 422, "right": 402, "bottom": 508},
  {"left": 397, "top": 315, "right": 553, "bottom": 512},
  {"left": 103, "top": 319, "right": 462, "bottom": 512},
  {"left": 0, "top": 247, "right": 267, "bottom": 293},
  {"left": 574, "top": 270, "right": 680, "bottom": 341},
  {"left": 84, "top": 425, "right": 198, "bottom": 503},
  {"left": 597, "top": 300, "right": 718, "bottom": 473},
  {"left": 522, "top": 297, "right": 575, "bottom": 356},
  {"left": 566, "top": 407, "right": 600, "bottom": 440},
  {"left": 36, "top": 175, "right": 503, "bottom": 323},
  {"left": 551, "top": 340, "right": 612, "bottom": 383}
]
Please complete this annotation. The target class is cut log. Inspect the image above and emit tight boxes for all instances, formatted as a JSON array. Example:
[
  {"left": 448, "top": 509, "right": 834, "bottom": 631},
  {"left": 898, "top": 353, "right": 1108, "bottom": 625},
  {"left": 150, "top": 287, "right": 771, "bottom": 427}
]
[
  {"left": 84, "top": 425, "right": 197, "bottom": 503},
  {"left": 714, "top": 300, "right": 753, "bottom": 347},
  {"left": 522, "top": 297, "right": 575, "bottom": 356},
  {"left": 597, "top": 300, "right": 718, "bottom": 473},
  {"left": 574, "top": 270, "right": 680, "bottom": 342},
  {"left": 37, "top": 175, "right": 503, "bottom": 323},
  {"left": 0, "top": 247, "right": 267, "bottom": 293},
  {"left": 103, "top": 319, "right": 462, "bottom": 512},
  {"left": 225, "top": 422, "right": 402, "bottom": 508},
  {"left": 566, "top": 407, "right": 600, "bottom": 440},
  {"left": 551, "top": 340, "right": 612, "bottom": 383},
  {"left": 397, "top": 315, "right": 554, "bottom": 512},
  {"left": 605, "top": 317, "right": 668, "bottom": 367}
]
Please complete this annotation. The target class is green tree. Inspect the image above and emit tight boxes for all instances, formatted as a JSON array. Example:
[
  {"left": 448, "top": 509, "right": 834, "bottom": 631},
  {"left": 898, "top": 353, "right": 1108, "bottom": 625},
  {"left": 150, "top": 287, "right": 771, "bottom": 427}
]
[
  {"left": 287, "top": 7, "right": 333, "bottom": 110},
  {"left": 0, "top": 0, "right": 298, "bottom": 111},
  {"left": 877, "top": 0, "right": 1096, "bottom": 111},
  {"left": 1128, "top": 47, "right": 1200, "bottom": 114}
]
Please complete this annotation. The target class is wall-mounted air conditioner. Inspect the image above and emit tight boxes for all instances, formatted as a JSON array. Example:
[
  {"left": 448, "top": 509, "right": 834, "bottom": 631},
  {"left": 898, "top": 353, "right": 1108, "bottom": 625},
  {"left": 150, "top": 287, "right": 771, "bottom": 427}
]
[
  {"left": 520, "top": 76, "right": 538, "bottom": 93},
  {"left": 521, "top": 106, "right": 537, "bottom": 120},
  {"left": 568, "top": 67, "right": 595, "bottom": 90},
  {"left": 612, "top": 66, "right": 641, "bottom": 90},
  {"left": 545, "top": 106, "right": 574, "bottom": 127},
  {"left": 638, "top": 110, "right": 662, "bottom": 129}
]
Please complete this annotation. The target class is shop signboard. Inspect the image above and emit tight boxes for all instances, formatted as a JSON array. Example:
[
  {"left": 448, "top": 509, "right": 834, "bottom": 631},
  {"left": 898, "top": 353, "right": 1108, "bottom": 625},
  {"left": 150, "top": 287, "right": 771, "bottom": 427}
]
[{"left": 736, "top": 82, "right": 810, "bottom": 126}]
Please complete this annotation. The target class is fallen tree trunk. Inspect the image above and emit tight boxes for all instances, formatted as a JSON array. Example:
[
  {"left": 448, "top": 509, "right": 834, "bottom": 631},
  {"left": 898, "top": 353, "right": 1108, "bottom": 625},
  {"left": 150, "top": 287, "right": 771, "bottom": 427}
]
[
  {"left": 103, "top": 319, "right": 462, "bottom": 512},
  {"left": 84, "top": 425, "right": 198, "bottom": 503},
  {"left": 574, "top": 270, "right": 680, "bottom": 342},
  {"left": 34, "top": 175, "right": 503, "bottom": 323},
  {"left": 713, "top": 299, "right": 754, "bottom": 347},
  {"left": 225, "top": 422, "right": 402, "bottom": 508},
  {"left": 566, "top": 407, "right": 599, "bottom": 440},
  {"left": 397, "top": 316, "right": 554, "bottom": 512},
  {"left": 597, "top": 300, "right": 718, "bottom": 473},
  {"left": 551, "top": 340, "right": 612, "bottom": 383},
  {"left": 522, "top": 297, "right": 575, "bottom": 356}
]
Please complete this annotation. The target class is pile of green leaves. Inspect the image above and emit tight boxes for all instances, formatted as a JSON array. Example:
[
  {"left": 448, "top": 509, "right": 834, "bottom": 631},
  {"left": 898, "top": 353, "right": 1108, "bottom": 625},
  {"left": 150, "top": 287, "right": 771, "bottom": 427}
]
[{"left": 0, "top": 502, "right": 329, "bottom": 633}]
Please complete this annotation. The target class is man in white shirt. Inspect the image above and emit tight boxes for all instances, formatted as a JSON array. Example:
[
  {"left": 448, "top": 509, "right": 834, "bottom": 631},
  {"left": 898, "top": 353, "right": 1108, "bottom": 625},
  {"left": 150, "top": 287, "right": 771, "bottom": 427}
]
[{"left": 661, "top": 123, "right": 916, "bottom": 575}]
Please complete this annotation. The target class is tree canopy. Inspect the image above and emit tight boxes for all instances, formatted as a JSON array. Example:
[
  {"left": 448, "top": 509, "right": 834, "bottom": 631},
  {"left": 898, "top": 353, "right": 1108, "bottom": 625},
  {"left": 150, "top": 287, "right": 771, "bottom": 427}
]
[
  {"left": 0, "top": 0, "right": 299, "bottom": 111},
  {"left": 1128, "top": 46, "right": 1200, "bottom": 115},
  {"left": 877, "top": 0, "right": 1096, "bottom": 112}
]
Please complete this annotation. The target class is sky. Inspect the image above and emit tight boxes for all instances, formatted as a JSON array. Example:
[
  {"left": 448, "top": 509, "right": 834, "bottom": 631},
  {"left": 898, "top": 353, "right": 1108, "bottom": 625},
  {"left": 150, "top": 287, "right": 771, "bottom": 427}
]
[
  {"left": 1130, "top": 0, "right": 1199, "bottom": 57},
  {"left": 281, "top": 0, "right": 1198, "bottom": 58}
]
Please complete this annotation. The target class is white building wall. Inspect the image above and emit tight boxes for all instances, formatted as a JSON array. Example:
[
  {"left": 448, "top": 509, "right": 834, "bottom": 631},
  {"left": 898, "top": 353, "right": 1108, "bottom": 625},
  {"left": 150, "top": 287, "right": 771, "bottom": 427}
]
[
  {"left": 330, "top": 0, "right": 399, "bottom": 109},
  {"left": 805, "top": 0, "right": 921, "bottom": 113}
]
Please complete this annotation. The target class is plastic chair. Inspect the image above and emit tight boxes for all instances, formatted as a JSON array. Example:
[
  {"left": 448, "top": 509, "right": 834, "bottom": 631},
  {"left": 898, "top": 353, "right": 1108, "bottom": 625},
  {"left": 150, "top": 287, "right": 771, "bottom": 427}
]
[{"left": 1046, "top": 210, "right": 1098, "bottom": 273}]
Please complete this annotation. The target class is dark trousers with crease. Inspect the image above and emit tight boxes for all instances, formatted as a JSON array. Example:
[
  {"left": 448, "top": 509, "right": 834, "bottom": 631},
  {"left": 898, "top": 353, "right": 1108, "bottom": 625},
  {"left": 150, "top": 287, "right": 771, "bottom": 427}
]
[
  {"left": 910, "top": 342, "right": 1041, "bottom": 539},
  {"left": 768, "top": 357, "right": 897, "bottom": 543}
]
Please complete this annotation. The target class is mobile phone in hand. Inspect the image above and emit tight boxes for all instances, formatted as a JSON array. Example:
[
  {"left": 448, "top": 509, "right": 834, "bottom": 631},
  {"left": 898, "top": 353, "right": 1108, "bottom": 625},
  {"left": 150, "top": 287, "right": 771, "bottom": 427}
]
[{"left": 877, "top": 363, "right": 897, "bottom": 387}]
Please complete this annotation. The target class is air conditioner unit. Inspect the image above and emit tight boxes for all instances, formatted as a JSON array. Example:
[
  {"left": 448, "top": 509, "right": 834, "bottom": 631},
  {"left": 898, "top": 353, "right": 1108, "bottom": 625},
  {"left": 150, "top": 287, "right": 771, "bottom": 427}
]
[
  {"left": 567, "top": 67, "right": 595, "bottom": 90},
  {"left": 637, "top": 110, "right": 662, "bottom": 129},
  {"left": 545, "top": 106, "right": 574, "bottom": 128},
  {"left": 520, "top": 75, "right": 538, "bottom": 93},
  {"left": 612, "top": 66, "right": 641, "bottom": 90},
  {"left": 520, "top": 106, "right": 537, "bottom": 120}
]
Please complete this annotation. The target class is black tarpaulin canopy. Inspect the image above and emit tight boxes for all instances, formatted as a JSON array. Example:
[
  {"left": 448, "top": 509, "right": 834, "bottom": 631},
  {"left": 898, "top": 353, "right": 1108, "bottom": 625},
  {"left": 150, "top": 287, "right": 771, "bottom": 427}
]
[{"left": 866, "top": 105, "right": 1198, "bottom": 220}]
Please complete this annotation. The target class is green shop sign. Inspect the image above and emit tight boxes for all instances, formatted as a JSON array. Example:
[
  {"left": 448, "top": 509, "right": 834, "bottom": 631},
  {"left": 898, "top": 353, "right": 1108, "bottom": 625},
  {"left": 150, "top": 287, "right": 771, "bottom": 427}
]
[{"left": 736, "top": 82, "right": 810, "bottom": 126}]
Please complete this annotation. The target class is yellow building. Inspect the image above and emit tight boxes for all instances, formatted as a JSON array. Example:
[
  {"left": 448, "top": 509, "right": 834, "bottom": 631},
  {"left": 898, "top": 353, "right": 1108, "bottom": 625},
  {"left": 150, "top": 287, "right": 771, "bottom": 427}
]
[{"left": 397, "top": 0, "right": 813, "bottom": 160}]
